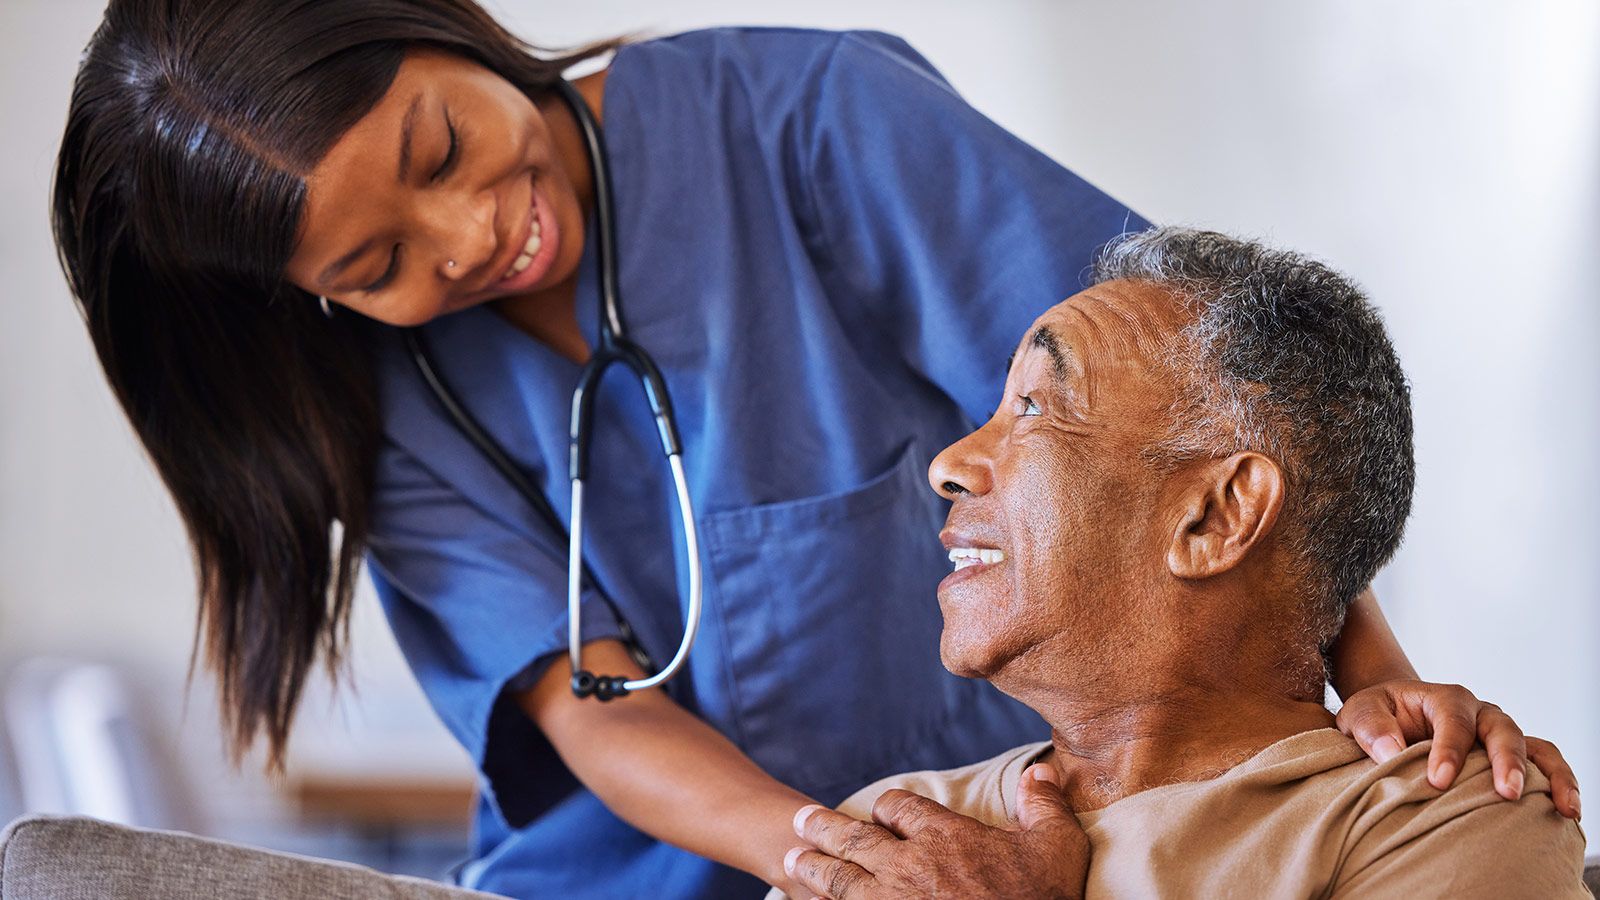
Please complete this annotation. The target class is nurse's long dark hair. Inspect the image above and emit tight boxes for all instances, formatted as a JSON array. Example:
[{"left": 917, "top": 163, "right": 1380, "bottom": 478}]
[{"left": 52, "top": 0, "right": 617, "bottom": 769}]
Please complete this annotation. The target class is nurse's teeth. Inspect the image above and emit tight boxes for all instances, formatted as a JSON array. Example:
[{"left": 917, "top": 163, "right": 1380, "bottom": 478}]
[
  {"left": 947, "top": 547, "right": 1005, "bottom": 570},
  {"left": 501, "top": 229, "right": 544, "bottom": 281}
]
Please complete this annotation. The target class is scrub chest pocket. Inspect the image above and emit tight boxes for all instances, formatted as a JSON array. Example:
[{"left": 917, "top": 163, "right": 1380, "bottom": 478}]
[{"left": 700, "top": 442, "right": 963, "bottom": 802}]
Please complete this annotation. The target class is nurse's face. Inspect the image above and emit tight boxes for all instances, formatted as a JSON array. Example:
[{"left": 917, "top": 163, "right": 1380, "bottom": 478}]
[
  {"left": 286, "top": 48, "right": 588, "bottom": 325},
  {"left": 926, "top": 280, "right": 1189, "bottom": 686}
]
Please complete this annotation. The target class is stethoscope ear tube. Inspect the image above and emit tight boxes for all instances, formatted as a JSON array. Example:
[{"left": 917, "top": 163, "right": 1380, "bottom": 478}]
[
  {"left": 566, "top": 447, "right": 702, "bottom": 699},
  {"left": 556, "top": 75, "right": 701, "bottom": 699},
  {"left": 565, "top": 349, "right": 699, "bottom": 697},
  {"left": 633, "top": 452, "right": 702, "bottom": 691},
  {"left": 567, "top": 336, "right": 682, "bottom": 481}
]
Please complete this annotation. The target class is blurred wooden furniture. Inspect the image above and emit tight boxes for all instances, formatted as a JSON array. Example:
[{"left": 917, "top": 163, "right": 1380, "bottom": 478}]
[{"left": 290, "top": 774, "right": 475, "bottom": 828}]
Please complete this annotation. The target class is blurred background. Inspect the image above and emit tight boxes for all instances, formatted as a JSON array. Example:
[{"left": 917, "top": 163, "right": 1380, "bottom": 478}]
[{"left": 1, "top": 0, "right": 1594, "bottom": 877}]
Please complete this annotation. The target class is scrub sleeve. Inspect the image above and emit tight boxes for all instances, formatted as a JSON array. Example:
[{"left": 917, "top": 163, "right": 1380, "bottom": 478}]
[
  {"left": 365, "top": 442, "right": 627, "bottom": 826},
  {"left": 363, "top": 27, "right": 1146, "bottom": 900}
]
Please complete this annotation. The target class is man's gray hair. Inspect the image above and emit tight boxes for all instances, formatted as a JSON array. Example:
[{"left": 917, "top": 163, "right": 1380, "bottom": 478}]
[{"left": 1090, "top": 227, "right": 1415, "bottom": 647}]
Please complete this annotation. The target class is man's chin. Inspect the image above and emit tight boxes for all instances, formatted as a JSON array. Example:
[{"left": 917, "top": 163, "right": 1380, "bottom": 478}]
[{"left": 938, "top": 635, "right": 999, "bottom": 681}]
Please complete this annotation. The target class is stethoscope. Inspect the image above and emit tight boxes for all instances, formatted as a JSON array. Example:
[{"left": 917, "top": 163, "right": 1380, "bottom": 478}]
[{"left": 401, "top": 79, "right": 701, "bottom": 702}]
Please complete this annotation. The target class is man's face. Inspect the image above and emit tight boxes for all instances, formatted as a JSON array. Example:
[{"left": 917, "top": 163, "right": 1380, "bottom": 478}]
[{"left": 927, "top": 279, "right": 1190, "bottom": 684}]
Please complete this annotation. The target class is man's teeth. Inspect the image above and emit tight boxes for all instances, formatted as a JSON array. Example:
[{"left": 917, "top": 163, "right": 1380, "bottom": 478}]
[
  {"left": 947, "top": 548, "right": 1005, "bottom": 570},
  {"left": 502, "top": 220, "right": 543, "bottom": 280}
]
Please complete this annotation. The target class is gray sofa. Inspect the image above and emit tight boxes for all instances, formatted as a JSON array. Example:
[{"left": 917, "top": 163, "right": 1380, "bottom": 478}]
[
  {"left": 2, "top": 813, "right": 1597, "bottom": 898},
  {"left": 0, "top": 814, "right": 503, "bottom": 899}
]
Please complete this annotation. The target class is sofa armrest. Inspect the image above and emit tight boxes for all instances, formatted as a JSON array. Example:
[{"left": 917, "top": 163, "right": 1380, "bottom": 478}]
[{"left": 0, "top": 814, "right": 507, "bottom": 900}]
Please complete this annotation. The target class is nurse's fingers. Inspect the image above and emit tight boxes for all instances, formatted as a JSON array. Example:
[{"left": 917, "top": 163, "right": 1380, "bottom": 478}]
[
  {"left": 784, "top": 845, "right": 874, "bottom": 900},
  {"left": 794, "top": 804, "right": 896, "bottom": 872},
  {"left": 1528, "top": 737, "right": 1582, "bottom": 820},
  {"left": 1420, "top": 693, "right": 1482, "bottom": 791},
  {"left": 1336, "top": 687, "right": 1408, "bottom": 764},
  {"left": 1470, "top": 703, "right": 1527, "bottom": 800}
]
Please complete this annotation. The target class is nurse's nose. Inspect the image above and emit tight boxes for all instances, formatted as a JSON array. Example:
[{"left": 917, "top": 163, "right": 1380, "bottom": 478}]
[
  {"left": 929, "top": 418, "right": 1000, "bottom": 500},
  {"left": 427, "top": 186, "right": 498, "bottom": 281}
]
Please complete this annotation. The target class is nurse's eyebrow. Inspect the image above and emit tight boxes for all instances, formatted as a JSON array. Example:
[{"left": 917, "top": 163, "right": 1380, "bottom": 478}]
[
  {"left": 397, "top": 91, "right": 424, "bottom": 183},
  {"left": 315, "top": 95, "right": 424, "bottom": 288},
  {"left": 314, "top": 94, "right": 424, "bottom": 288},
  {"left": 317, "top": 239, "right": 373, "bottom": 288}
]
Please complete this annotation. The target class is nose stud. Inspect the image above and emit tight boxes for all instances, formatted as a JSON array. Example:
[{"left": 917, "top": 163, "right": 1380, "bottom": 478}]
[{"left": 447, "top": 259, "right": 456, "bottom": 268}]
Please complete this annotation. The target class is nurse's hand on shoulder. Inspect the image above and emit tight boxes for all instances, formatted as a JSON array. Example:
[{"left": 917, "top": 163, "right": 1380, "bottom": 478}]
[
  {"left": 783, "top": 764, "right": 1088, "bottom": 900},
  {"left": 1338, "top": 679, "right": 1582, "bottom": 820}
]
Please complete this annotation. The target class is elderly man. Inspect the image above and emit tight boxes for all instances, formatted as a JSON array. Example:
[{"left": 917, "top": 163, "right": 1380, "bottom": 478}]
[{"left": 777, "top": 228, "right": 1589, "bottom": 899}]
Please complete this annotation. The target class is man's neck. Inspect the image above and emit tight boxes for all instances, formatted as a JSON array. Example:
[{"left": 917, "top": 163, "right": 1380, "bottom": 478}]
[
  {"left": 984, "top": 575, "right": 1340, "bottom": 810},
  {"left": 1033, "top": 685, "right": 1335, "bottom": 811}
]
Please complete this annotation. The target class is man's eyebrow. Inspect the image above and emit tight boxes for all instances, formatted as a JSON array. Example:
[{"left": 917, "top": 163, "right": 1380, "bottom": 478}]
[
  {"left": 1004, "top": 325, "right": 1073, "bottom": 383},
  {"left": 1030, "top": 325, "right": 1072, "bottom": 382},
  {"left": 397, "top": 91, "right": 423, "bottom": 184}
]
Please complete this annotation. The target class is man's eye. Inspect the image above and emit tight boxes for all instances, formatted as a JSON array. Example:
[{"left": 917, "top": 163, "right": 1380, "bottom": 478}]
[{"left": 1018, "top": 395, "right": 1042, "bottom": 416}]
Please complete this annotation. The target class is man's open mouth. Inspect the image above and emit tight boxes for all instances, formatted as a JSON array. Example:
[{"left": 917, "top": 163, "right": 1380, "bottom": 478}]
[{"left": 948, "top": 547, "right": 1005, "bottom": 570}]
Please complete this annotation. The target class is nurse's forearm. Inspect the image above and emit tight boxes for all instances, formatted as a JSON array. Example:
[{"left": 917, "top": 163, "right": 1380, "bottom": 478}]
[
  {"left": 1329, "top": 587, "right": 1419, "bottom": 699},
  {"left": 514, "top": 639, "right": 815, "bottom": 897}
]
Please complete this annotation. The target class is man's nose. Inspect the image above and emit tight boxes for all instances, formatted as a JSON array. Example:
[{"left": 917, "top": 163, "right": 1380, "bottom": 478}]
[{"left": 928, "top": 419, "right": 998, "bottom": 500}]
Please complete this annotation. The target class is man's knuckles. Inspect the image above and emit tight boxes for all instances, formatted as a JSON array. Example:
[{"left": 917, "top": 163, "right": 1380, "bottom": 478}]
[
  {"left": 802, "top": 807, "right": 870, "bottom": 850},
  {"left": 790, "top": 848, "right": 855, "bottom": 895},
  {"left": 835, "top": 821, "right": 892, "bottom": 859},
  {"left": 871, "top": 788, "right": 946, "bottom": 829},
  {"left": 822, "top": 856, "right": 871, "bottom": 899}
]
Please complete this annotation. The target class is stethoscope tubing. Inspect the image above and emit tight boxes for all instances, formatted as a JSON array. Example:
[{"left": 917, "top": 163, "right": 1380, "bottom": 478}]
[
  {"left": 556, "top": 78, "right": 702, "bottom": 697},
  {"left": 402, "top": 329, "right": 651, "bottom": 669},
  {"left": 404, "top": 77, "right": 702, "bottom": 701},
  {"left": 567, "top": 452, "right": 701, "bottom": 694}
]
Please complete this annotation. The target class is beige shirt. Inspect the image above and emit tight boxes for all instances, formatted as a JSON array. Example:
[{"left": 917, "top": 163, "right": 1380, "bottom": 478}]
[{"left": 766, "top": 728, "right": 1587, "bottom": 899}]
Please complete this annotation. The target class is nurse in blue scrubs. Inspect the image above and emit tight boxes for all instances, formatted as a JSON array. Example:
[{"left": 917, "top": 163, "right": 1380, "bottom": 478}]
[{"left": 53, "top": 3, "right": 1581, "bottom": 899}]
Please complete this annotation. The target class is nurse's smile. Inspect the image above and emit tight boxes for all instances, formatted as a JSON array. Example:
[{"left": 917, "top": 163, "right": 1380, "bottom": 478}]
[
  {"left": 483, "top": 184, "right": 560, "bottom": 293},
  {"left": 284, "top": 47, "right": 596, "bottom": 329}
]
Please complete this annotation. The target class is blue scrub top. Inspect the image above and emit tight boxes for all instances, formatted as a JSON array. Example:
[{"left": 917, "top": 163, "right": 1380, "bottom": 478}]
[{"left": 364, "top": 27, "right": 1146, "bottom": 900}]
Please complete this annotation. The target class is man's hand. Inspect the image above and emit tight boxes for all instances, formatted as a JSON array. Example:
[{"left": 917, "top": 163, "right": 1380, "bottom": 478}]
[
  {"left": 782, "top": 764, "right": 1089, "bottom": 900},
  {"left": 1337, "top": 679, "right": 1581, "bottom": 819}
]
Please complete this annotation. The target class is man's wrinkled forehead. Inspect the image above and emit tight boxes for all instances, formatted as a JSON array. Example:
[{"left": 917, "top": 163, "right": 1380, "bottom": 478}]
[{"left": 1004, "top": 281, "right": 1188, "bottom": 382}]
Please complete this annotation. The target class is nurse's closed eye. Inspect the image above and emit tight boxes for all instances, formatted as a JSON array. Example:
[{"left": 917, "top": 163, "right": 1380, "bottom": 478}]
[
  {"left": 433, "top": 113, "right": 459, "bottom": 181},
  {"left": 365, "top": 245, "right": 401, "bottom": 293}
]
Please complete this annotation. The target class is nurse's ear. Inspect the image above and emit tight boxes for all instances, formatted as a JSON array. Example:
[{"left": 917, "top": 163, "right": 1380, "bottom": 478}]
[{"left": 1164, "top": 452, "right": 1284, "bottom": 579}]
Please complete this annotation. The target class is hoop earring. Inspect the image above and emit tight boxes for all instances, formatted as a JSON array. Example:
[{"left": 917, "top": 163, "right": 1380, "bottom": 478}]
[{"left": 319, "top": 295, "right": 334, "bottom": 318}]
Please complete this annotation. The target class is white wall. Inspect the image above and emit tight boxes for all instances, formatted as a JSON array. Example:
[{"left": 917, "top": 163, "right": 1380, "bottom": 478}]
[{"left": 2, "top": 0, "right": 1594, "bottom": 840}]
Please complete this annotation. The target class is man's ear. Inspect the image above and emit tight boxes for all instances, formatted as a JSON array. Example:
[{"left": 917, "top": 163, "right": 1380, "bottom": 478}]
[{"left": 1166, "top": 452, "right": 1285, "bottom": 580}]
